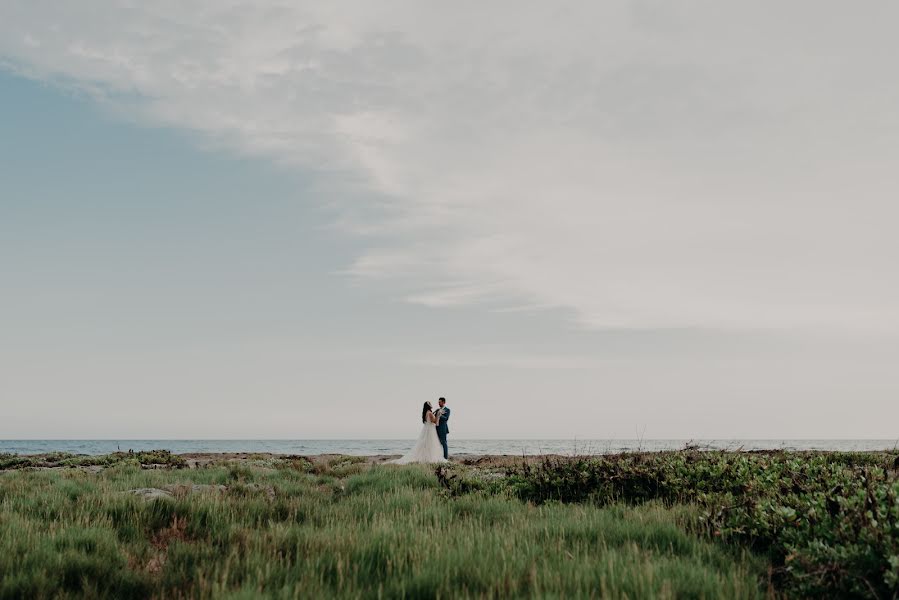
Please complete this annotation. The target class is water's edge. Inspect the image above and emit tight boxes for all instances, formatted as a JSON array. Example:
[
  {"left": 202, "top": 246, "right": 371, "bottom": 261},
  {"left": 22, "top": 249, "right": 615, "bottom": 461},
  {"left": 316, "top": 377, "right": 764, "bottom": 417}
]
[{"left": 1, "top": 439, "right": 897, "bottom": 456}]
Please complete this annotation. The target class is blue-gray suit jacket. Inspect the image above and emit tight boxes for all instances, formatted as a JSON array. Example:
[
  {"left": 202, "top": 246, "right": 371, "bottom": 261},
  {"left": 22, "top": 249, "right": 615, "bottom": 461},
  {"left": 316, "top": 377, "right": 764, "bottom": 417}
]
[{"left": 436, "top": 407, "right": 450, "bottom": 436}]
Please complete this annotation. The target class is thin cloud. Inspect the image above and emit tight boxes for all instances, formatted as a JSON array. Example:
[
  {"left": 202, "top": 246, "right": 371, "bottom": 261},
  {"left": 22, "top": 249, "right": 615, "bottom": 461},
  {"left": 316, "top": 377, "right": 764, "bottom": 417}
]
[{"left": 3, "top": 1, "right": 899, "bottom": 332}]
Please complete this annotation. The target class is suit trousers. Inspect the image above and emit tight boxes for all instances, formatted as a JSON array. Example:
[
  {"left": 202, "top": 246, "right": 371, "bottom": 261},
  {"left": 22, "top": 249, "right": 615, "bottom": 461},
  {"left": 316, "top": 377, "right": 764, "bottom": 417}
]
[{"left": 437, "top": 431, "right": 448, "bottom": 459}]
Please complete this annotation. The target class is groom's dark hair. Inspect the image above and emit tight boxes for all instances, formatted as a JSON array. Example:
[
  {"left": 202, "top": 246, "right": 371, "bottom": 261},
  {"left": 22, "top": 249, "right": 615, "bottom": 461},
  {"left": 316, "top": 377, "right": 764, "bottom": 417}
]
[{"left": 438, "top": 397, "right": 446, "bottom": 404}]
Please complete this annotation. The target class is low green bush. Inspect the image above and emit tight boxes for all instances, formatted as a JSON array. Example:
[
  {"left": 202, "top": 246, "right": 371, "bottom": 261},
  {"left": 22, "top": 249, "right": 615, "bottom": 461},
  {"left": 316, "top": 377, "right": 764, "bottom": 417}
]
[{"left": 0, "top": 450, "right": 186, "bottom": 470}]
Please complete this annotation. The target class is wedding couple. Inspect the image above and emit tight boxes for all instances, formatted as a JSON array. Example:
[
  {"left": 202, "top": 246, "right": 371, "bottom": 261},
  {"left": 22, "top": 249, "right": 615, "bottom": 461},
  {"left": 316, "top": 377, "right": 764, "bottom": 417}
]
[{"left": 392, "top": 397, "right": 451, "bottom": 464}]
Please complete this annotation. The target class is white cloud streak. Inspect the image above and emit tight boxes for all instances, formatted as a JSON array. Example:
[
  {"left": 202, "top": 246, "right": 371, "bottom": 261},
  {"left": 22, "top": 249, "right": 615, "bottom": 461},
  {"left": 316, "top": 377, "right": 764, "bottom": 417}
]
[{"left": 3, "top": 1, "right": 899, "bottom": 331}]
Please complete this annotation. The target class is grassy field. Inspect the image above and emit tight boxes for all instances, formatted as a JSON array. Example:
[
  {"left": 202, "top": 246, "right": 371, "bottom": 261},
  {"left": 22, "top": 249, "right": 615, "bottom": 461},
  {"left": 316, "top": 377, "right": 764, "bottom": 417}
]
[
  {"left": 1, "top": 450, "right": 897, "bottom": 599},
  {"left": 0, "top": 453, "right": 766, "bottom": 599}
]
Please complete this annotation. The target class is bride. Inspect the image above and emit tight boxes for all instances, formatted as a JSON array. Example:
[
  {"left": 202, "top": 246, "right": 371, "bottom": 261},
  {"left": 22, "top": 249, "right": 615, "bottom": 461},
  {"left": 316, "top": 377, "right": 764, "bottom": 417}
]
[{"left": 392, "top": 402, "right": 448, "bottom": 464}]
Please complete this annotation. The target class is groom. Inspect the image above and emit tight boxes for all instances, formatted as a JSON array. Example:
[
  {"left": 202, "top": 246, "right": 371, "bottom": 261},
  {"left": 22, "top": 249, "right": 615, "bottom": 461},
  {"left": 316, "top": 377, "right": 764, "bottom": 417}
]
[{"left": 435, "top": 397, "right": 451, "bottom": 459}]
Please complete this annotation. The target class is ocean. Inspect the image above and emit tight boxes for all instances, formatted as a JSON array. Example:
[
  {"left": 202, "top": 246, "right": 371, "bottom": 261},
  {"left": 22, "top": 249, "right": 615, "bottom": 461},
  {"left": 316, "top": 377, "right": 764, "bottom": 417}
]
[{"left": 1, "top": 439, "right": 897, "bottom": 456}]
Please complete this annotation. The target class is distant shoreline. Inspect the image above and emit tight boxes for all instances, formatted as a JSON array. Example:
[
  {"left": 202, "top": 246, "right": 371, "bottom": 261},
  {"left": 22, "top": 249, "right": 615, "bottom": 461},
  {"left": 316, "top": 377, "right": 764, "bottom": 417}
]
[{"left": 3, "top": 438, "right": 898, "bottom": 457}]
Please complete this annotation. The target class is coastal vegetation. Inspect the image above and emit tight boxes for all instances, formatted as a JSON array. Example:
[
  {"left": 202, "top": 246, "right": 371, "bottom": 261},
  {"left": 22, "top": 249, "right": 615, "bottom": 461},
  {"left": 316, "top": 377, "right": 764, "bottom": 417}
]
[
  {"left": 0, "top": 450, "right": 897, "bottom": 598},
  {"left": 447, "top": 451, "right": 899, "bottom": 598},
  {"left": 0, "top": 450, "right": 186, "bottom": 471}
]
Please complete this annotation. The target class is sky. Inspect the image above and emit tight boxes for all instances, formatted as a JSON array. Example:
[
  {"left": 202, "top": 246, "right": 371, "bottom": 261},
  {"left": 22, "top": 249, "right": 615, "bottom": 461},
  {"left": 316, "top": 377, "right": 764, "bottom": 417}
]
[{"left": 2, "top": 1, "right": 899, "bottom": 439}]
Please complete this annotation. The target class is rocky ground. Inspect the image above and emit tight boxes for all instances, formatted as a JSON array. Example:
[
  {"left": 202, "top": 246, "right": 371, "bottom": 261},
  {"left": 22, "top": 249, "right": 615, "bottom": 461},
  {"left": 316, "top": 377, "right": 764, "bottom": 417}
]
[
  {"left": 178, "top": 452, "right": 564, "bottom": 469},
  {"left": 0, "top": 450, "right": 566, "bottom": 472}
]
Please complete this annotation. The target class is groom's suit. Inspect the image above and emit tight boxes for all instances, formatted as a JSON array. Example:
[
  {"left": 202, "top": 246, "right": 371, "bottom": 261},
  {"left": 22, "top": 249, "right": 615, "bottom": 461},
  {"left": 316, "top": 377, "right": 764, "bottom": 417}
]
[{"left": 436, "top": 407, "right": 450, "bottom": 459}]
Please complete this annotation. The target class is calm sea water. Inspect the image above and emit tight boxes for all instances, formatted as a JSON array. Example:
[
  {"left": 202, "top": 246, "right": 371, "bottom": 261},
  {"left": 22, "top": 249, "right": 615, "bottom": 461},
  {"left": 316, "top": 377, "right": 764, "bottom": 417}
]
[{"left": 1, "top": 439, "right": 897, "bottom": 456}]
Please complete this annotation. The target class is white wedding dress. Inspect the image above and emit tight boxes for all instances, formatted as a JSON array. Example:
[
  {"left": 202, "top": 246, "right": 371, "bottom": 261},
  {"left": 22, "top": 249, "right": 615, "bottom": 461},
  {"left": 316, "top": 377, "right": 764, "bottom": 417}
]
[{"left": 392, "top": 417, "right": 448, "bottom": 464}]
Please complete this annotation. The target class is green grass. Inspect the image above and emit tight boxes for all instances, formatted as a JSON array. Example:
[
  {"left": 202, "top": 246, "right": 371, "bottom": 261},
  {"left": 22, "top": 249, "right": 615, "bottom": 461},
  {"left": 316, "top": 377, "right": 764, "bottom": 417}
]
[{"left": 0, "top": 457, "right": 767, "bottom": 599}]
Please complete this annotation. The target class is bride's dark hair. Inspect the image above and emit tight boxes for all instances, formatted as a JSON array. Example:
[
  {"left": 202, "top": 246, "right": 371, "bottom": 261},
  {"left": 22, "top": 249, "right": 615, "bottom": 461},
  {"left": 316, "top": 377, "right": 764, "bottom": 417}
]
[{"left": 421, "top": 401, "right": 432, "bottom": 423}]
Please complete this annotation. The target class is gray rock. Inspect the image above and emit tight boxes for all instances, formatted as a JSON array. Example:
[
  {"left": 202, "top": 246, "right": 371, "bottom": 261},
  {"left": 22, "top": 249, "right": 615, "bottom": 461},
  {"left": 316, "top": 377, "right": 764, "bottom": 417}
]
[
  {"left": 163, "top": 484, "right": 227, "bottom": 495},
  {"left": 244, "top": 483, "right": 276, "bottom": 500},
  {"left": 128, "top": 488, "right": 174, "bottom": 501}
]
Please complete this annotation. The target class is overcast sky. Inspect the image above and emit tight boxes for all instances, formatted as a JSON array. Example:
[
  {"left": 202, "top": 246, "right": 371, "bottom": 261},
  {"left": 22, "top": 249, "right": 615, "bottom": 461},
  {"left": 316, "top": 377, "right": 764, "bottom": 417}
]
[{"left": 2, "top": 1, "right": 898, "bottom": 439}]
